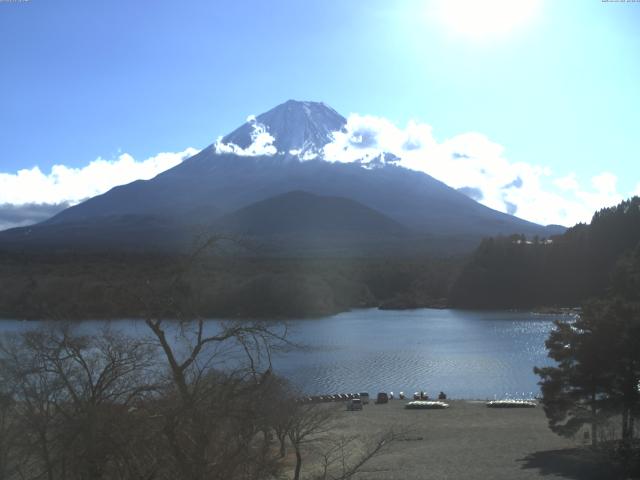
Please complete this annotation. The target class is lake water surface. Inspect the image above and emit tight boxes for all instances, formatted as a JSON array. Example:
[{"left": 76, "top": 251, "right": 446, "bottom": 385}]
[{"left": 0, "top": 308, "right": 568, "bottom": 399}]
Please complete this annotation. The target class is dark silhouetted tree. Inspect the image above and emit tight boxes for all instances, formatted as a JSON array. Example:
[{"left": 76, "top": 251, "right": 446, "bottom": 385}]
[{"left": 535, "top": 248, "right": 640, "bottom": 449}]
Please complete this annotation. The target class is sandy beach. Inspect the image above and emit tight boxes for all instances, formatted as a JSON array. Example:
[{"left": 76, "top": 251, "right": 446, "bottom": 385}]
[{"left": 299, "top": 399, "right": 621, "bottom": 480}]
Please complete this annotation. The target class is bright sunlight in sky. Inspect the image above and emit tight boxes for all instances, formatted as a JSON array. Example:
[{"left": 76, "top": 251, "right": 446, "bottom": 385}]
[
  {"left": 433, "top": 0, "right": 542, "bottom": 39},
  {"left": 0, "top": 0, "right": 639, "bottom": 230}
]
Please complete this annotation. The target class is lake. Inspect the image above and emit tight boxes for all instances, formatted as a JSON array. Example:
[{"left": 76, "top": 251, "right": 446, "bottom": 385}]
[{"left": 0, "top": 308, "right": 568, "bottom": 399}]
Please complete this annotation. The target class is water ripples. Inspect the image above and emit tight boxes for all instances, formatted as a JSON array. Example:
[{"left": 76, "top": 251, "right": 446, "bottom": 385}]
[{"left": 272, "top": 309, "right": 563, "bottom": 398}]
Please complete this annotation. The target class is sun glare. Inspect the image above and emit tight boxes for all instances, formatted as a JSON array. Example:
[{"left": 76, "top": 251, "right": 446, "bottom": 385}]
[{"left": 433, "top": 0, "right": 541, "bottom": 39}]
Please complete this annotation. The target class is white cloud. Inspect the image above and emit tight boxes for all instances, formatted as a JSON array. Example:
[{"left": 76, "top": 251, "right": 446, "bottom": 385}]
[
  {"left": 214, "top": 116, "right": 277, "bottom": 156},
  {"left": 591, "top": 172, "right": 618, "bottom": 195},
  {"left": 0, "top": 147, "right": 198, "bottom": 213},
  {"left": 323, "top": 114, "right": 437, "bottom": 164},
  {"left": 321, "top": 114, "right": 628, "bottom": 226},
  {"left": 553, "top": 172, "right": 579, "bottom": 192}
]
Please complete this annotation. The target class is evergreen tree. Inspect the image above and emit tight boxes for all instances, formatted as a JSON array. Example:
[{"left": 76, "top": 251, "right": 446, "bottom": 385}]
[
  {"left": 534, "top": 304, "right": 617, "bottom": 445},
  {"left": 535, "top": 297, "right": 640, "bottom": 446}
]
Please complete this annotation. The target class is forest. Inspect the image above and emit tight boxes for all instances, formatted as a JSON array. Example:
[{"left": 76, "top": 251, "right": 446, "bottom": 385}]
[
  {"left": 0, "top": 197, "right": 638, "bottom": 320},
  {"left": 450, "top": 196, "right": 640, "bottom": 309},
  {"left": 0, "top": 249, "right": 461, "bottom": 320}
]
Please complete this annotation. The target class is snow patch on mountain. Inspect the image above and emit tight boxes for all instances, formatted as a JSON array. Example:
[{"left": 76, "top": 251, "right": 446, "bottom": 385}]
[{"left": 214, "top": 115, "right": 277, "bottom": 156}]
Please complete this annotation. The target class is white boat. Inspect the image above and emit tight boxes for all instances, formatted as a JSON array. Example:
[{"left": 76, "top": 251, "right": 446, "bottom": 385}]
[
  {"left": 486, "top": 399, "right": 536, "bottom": 408},
  {"left": 404, "top": 400, "right": 449, "bottom": 410}
]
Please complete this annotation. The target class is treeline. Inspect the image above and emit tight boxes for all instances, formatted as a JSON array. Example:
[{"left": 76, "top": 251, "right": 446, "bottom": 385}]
[
  {"left": 450, "top": 197, "right": 640, "bottom": 309},
  {"left": 0, "top": 251, "right": 462, "bottom": 320}
]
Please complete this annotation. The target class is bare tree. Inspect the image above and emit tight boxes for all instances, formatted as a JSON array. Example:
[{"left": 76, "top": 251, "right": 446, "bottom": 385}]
[
  {"left": 140, "top": 314, "right": 290, "bottom": 479},
  {"left": 0, "top": 388, "right": 19, "bottom": 480},
  {"left": 286, "top": 403, "right": 338, "bottom": 480},
  {"left": 283, "top": 400, "right": 407, "bottom": 480},
  {"left": 0, "top": 324, "right": 159, "bottom": 480},
  {"left": 311, "top": 429, "right": 405, "bottom": 480},
  {"left": 132, "top": 235, "right": 292, "bottom": 480}
]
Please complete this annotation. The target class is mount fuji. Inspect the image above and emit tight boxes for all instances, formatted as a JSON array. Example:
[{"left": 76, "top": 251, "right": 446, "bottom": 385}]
[{"left": 0, "top": 100, "right": 564, "bottom": 254}]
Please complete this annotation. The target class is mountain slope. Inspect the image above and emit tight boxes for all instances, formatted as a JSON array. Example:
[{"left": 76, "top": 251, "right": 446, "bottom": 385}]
[
  {"left": 0, "top": 214, "right": 194, "bottom": 252},
  {"left": 46, "top": 150, "right": 560, "bottom": 236}
]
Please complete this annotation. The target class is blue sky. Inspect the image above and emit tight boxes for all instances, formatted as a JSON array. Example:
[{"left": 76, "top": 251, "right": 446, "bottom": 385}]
[{"left": 0, "top": 0, "right": 639, "bottom": 228}]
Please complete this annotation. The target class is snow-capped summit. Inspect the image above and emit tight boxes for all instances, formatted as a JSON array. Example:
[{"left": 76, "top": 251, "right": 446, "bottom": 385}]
[{"left": 219, "top": 100, "right": 346, "bottom": 159}]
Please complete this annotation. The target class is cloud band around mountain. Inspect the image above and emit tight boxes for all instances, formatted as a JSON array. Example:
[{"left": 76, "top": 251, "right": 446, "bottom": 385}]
[{"left": 320, "top": 113, "right": 627, "bottom": 227}]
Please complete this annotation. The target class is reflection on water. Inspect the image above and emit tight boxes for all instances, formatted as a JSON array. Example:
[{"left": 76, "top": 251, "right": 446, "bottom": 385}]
[{"left": 0, "top": 308, "right": 566, "bottom": 399}]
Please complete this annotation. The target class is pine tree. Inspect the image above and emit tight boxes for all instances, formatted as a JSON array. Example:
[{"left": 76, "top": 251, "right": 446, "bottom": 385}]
[
  {"left": 534, "top": 306, "right": 616, "bottom": 445},
  {"left": 535, "top": 296, "right": 640, "bottom": 447}
]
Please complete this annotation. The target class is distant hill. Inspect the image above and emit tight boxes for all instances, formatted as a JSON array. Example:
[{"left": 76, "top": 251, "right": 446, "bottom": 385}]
[
  {"left": 210, "top": 190, "right": 412, "bottom": 255},
  {"left": 0, "top": 100, "right": 564, "bottom": 255},
  {"left": 215, "top": 190, "right": 408, "bottom": 237}
]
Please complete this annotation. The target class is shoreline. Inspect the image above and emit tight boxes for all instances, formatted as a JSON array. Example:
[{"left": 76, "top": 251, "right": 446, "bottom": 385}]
[{"left": 0, "top": 304, "right": 580, "bottom": 322}]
